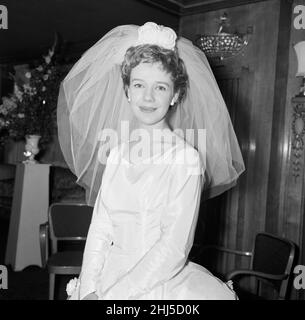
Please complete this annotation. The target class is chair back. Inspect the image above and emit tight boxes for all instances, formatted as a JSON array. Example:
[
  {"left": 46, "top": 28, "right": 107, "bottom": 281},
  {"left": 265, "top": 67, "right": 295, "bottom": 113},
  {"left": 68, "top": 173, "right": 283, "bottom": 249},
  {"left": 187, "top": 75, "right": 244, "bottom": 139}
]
[
  {"left": 251, "top": 232, "right": 296, "bottom": 299},
  {"left": 48, "top": 203, "right": 93, "bottom": 254}
]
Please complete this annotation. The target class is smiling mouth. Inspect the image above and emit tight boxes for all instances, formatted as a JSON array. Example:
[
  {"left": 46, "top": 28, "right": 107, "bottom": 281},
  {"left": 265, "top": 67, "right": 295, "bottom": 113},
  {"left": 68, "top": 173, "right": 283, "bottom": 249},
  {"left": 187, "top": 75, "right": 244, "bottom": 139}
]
[{"left": 139, "top": 106, "right": 157, "bottom": 113}]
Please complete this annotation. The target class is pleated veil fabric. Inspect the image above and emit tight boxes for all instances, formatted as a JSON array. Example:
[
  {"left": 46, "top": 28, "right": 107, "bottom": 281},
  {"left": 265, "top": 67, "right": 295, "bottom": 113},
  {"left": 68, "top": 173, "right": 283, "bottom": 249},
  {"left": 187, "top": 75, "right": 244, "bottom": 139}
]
[{"left": 57, "top": 24, "right": 245, "bottom": 205}]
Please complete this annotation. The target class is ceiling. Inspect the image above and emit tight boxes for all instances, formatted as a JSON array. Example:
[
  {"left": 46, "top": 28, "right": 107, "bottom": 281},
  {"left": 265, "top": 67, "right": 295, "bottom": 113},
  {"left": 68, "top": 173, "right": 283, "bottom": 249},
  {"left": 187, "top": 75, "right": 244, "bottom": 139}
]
[
  {"left": 142, "top": 0, "right": 266, "bottom": 15},
  {"left": 0, "top": 0, "right": 180, "bottom": 64},
  {"left": 0, "top": 0, "right": 265, "bottom": 64}
]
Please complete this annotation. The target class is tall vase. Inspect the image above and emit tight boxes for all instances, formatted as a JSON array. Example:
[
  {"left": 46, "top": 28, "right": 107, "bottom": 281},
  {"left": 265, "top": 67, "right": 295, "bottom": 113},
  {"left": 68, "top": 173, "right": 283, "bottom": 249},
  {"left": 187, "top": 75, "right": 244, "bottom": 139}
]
[{"left": 23, "top": 134, "right": 41, "bottom": 164}]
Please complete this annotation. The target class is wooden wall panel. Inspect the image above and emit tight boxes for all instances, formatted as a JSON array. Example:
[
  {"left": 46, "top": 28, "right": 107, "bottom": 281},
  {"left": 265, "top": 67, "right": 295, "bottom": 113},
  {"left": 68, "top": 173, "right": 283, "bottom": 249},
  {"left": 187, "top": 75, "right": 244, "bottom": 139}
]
[
  {"left": 266, "top": 0, "right": 292, "bottom": 236},
  {"left": 282, "top": 0, "right": 305, "bottom": 300},
  {"left": 181, "top": 0, "right": 303, "bottom": 299},
  {"left": 181, "top": 0, "right": 281, "bottom": 254}
]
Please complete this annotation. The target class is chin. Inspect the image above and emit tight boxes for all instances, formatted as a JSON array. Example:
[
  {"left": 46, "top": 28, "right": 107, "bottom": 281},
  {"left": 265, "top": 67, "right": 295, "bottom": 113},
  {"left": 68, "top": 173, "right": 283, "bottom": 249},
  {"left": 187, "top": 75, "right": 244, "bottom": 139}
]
[
  {"left": 137, "top": 119, "right": 160, "bottom": 127},
  {"left": 134, "top": 114, "right": 161, "bottom": 125}
]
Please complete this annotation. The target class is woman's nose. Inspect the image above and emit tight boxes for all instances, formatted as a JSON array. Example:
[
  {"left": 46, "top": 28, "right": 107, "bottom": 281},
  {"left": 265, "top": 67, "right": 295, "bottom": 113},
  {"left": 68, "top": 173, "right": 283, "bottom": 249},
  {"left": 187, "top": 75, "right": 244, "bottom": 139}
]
[{"left": 144, "top": 87, "right": 154, "bottom": 101}]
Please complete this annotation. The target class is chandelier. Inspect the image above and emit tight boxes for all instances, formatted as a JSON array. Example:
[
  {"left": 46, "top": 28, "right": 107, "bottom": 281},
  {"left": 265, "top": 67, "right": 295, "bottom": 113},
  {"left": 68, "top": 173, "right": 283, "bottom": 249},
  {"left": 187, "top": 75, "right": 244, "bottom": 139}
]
[{"left": 195, "top": 13, "right": 252, "bottom": 61}]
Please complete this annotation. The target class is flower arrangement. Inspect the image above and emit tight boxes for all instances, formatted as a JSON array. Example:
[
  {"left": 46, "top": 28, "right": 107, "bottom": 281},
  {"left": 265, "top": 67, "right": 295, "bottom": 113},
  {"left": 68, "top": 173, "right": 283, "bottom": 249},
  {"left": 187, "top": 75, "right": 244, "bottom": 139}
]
[{"left": 0, "top": 43, "right": 63, "bottom": 147}]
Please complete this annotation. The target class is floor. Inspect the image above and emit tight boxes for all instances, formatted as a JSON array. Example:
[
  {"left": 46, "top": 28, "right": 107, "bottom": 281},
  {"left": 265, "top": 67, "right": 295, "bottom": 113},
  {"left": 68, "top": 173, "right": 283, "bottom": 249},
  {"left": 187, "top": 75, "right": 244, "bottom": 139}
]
[{"left": 0, "top": 213, "right": 72, "bottom": 300}]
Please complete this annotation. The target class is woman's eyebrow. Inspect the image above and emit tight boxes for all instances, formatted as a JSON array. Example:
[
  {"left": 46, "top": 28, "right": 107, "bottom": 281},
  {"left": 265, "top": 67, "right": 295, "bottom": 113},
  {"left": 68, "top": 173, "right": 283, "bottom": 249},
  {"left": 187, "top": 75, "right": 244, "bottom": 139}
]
[
  {"left": 131, "top": 79, "right": 170, "bottom": 87},
  {"left": 131, "top": 78, "right": 144, "bottom": 82},
  {"left": 156, "top": 81, "right": 170, "bottom": 87}
]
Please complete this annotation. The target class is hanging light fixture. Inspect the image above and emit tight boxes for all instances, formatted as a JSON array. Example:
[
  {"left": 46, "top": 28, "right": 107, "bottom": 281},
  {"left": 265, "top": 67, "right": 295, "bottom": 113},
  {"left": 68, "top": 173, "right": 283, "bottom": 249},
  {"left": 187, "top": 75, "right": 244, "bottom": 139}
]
[{"left": 195, "top": 12, "right": 252, "bottom": 61}]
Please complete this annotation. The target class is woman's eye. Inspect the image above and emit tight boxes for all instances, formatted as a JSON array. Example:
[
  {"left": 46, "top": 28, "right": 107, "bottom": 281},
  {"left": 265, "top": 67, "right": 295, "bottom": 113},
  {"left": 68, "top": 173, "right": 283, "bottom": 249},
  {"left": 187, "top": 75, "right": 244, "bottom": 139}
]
[
  {"left": 156, "top": 85, "right": 167, "bottom": 91},
  {"left": 133, "top": 83, "right": 143, "bottom": 88}
]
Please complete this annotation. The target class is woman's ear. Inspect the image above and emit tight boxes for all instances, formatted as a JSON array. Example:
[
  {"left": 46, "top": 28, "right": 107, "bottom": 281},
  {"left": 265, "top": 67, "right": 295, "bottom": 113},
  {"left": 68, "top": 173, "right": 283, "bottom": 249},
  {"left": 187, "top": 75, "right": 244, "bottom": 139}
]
[{"left": 126, "top": 86, "right": 131, "bottom": 102}]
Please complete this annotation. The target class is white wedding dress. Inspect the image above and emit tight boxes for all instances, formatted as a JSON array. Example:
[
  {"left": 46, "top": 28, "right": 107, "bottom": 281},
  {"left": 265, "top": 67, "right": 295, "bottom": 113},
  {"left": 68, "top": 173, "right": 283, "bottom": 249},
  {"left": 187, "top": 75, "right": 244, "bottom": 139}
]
[{"left": 69, "top": 131, "right": 237, "bottom": 300}]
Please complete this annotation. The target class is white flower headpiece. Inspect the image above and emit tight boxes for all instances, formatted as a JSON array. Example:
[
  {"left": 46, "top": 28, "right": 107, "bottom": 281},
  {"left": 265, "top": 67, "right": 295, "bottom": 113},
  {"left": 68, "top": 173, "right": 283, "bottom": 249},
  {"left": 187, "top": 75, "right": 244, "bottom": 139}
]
[{"left": 136, "top": 22, "right": 177, "bottom": 50}]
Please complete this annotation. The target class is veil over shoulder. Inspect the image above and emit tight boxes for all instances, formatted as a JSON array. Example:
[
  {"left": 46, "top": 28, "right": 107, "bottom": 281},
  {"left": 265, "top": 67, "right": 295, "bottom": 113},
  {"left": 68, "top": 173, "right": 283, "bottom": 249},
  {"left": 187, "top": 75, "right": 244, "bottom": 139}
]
[{"left": 57, "top": 24, "right": 245, "bottom": 205}]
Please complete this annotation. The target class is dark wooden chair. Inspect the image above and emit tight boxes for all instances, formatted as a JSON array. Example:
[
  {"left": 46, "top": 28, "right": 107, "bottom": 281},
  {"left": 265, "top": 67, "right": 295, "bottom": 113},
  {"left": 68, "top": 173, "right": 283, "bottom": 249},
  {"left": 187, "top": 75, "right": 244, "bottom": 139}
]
[
  {"left": 39, "top": 203, "right": 93, "bottom": 300},
  {"left": 193, "top": 232, "right": 297, "bottom": 300}
]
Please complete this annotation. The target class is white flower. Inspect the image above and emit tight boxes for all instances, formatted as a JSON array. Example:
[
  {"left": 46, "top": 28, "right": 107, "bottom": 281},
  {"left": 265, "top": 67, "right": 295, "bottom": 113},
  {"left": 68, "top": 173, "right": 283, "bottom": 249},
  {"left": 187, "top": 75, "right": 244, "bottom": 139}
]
[
  {"left": 45, "top": 56, "right": 51, "bottom": 64},
  {"left": 48, "top": 49, "right": 54, "bottom": 57},
  {"left": 42, "top": 86, "right": 46, "bottom": 92},
  {"left": 14, "top": 84, "right": 23, "bottom": 102},
  {"left": 137, "top": 22, "right": 177, "bottom": 50},
  {"left": 2, "top": 97, "right": 17, "bottom": 111},
  {"left": 17, "top": 113, "right": 25, "bottom": 118},
  {"left": 24, "top": 151, "right": 32, "bottom": 157},
  {"left": 23, "top": 84, "right": 31, "bottom": 92},
  {"left": 43, "top": 74, "right": 49, "bottom": 81},
  {"left": 37, "top": 65, "right": 43, "bottom": 72},
  {"left": 66, "top": 277, "right": 79, "bottom": 296},
  {"left": 0, "top": 106, "right": 7, "bottom": 116},
  {"left": 25, "top": 72, "right": 31, "bottom": 79}
]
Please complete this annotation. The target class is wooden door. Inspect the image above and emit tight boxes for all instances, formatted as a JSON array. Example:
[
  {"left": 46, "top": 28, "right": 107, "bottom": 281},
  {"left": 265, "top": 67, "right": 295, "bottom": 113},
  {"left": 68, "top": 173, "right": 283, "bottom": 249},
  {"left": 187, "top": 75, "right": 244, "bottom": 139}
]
[{"left": 193, "top": 66, "right": 255, "bottom": 276}]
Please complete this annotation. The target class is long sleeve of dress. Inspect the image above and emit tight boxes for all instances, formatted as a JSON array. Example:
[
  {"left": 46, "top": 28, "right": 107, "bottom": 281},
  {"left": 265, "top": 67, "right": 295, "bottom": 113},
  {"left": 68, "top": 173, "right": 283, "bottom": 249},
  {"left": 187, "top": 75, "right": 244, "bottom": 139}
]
[
  {"left": 102, "top": 147, "right": 203, "bottom": 299},
  {"left": 78, "top": 150, "right": 116, "bottom": 300}
]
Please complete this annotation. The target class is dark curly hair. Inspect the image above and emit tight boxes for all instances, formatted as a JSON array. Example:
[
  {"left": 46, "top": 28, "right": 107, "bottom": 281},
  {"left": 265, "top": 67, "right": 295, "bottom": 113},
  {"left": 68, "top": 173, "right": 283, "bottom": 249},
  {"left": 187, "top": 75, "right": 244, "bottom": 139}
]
[{"left": 121, "top": 44, "right": 188, "bottom": 106}]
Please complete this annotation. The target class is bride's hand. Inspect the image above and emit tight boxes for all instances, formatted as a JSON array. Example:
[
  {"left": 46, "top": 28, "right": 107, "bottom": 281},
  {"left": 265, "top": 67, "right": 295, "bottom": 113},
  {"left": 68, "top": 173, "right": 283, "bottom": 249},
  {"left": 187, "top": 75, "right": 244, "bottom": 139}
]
[{"left": 82, "top": 292, "right": 98, "bottom": 300}]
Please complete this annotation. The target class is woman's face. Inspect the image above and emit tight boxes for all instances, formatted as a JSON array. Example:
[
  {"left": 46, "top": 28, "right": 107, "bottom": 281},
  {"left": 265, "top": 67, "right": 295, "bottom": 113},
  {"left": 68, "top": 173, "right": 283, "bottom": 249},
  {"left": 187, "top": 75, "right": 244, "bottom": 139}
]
[{"left": 127, "top": 62, "right": 178, "bottom": 130}]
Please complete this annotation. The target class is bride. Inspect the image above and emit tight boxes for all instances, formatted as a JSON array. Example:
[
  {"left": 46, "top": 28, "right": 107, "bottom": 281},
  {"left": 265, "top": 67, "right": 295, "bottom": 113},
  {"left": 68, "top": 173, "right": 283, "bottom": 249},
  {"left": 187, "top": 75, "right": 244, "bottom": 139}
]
[{"left": 58, "top": 22, "right": 245, "bottom": 300}]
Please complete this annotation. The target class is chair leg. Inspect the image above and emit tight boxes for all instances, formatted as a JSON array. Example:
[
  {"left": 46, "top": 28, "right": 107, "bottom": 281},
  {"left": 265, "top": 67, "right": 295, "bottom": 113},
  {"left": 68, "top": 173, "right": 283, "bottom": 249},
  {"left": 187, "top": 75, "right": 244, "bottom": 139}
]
[{"left": 49, "top": 273, "right": 55, "bottom": 300}]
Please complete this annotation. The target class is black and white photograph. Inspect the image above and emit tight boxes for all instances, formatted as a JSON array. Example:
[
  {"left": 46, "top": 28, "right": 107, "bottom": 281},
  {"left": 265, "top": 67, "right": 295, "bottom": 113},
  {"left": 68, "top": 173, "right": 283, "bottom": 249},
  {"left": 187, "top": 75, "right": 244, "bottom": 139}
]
[{"left": 0, "top": 0, "right": 305, "bottom": 305}]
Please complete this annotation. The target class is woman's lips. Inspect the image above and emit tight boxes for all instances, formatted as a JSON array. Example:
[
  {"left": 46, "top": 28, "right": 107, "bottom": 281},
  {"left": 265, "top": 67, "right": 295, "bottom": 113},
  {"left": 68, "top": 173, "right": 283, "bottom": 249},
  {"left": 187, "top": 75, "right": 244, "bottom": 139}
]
[{"left": 139, "top": 106, "right": 157, "bottom": 113}]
